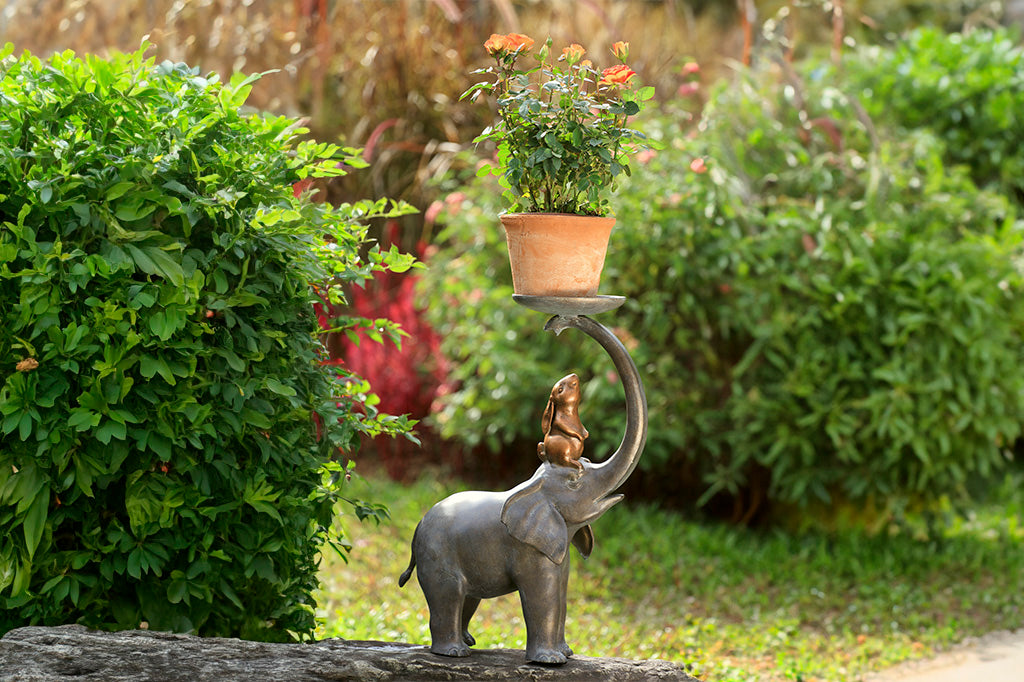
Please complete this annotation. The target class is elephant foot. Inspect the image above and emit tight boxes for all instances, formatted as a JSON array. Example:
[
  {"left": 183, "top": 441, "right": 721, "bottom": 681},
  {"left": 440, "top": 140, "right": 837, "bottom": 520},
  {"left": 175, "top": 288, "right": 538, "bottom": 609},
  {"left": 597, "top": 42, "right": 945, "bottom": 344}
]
[
  {"left": 526, "top": 647, "right": 568, "bottom": 665},
  {"left": 559, "top": 642, "right": 573, "bottom": 658},
  {"left": 462, "top": 630, "right": 476, "bottom": 646},
  {"left": 431, "top": 641, "right": 471, "bottom": 657}
]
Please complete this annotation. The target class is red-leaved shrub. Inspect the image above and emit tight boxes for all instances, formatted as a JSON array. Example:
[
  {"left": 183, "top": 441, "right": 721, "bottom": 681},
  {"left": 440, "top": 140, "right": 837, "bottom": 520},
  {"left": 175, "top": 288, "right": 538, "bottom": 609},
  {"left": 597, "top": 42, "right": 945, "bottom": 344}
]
[{"left": 315, "top": 222, "right": 451, "bottom": 477}]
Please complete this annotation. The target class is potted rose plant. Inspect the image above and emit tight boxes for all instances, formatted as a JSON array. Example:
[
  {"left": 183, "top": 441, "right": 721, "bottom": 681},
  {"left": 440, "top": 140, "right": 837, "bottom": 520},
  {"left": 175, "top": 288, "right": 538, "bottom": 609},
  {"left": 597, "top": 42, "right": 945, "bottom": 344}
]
[{"left": 462, "top": 34, "right": 655, "bottom": 297}]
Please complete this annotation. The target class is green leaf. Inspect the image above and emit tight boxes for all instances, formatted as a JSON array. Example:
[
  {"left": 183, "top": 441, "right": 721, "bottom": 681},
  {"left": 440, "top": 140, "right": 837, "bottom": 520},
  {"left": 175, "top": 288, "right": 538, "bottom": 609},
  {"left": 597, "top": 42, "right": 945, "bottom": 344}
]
[
  {"left": 241, "top": 409, "right": 272, "bottom": 429},
  {"left": 67, "top": 409, "right": 101, "bottom": 431},
  {"left": 72, "top": 453, "right": 95, "bottom": 498},
  {"left": 140, "top": 355, "right": 176, "bottom": 385},
  {"left": 106, "top": 181, "right": 135, "bottom": 200},
  {"left": 89, "top": 53, "right": 115, "bottom": 90},
  {"left": 225, "top": 290, "right": 269, "bottom": 307},
  {"left": 17, "top": 412, "right": 32, "bottom": 440},
  {"left": 95, "top": 419, "right": 127, "bottom": 444},
  {"left": 142, "top": 247, "right": 186, "bottom": 287},
  {"left": 220, "top": 70, "right": 271, "bottom": 109},
  {"left": 114, "top": 197, "right": 158, "bottom": 221},
  {"left": 162, "top": 180, "right": 194, "bottom": 197},
  {"left": 1, "top": 412, "right": 21, "bottom": 436},
  {"left": 127, "top": 547, "right": 144, "bottom": 579},
  {"left": 124, "top": 244, "right": 185, "bottom": 286},
  {"left": 12, "top": 465, "right": 45, "bottom": 514},
  {"left": 147, "top": 308, "right": 185, "bottom": 341},
  {"left": 219, "top": 579, "right": 244, "bottom": 610},
  {"left": 167, "top": 580, "right": 188, "bottom": 604},
  {"left": 218, "top": 349, "right": 246, "bottom": 373},
  {"left": 23, "top": 487, "right": 49, "bottom": 560},
  {"left": 265, "top": 377, "right": 297, "bottom": 397},
  {"left": 148, "top": 433, "right": 172, "bottom": 460},
  {"left": 11, "top": 559, "right": 31, "bottom": 597},
  {"left": 381, "top": 245, "right": 417, "bottom": 273},
  {"left": 41, "top": 574, "right": 64, "bottom": 594}
]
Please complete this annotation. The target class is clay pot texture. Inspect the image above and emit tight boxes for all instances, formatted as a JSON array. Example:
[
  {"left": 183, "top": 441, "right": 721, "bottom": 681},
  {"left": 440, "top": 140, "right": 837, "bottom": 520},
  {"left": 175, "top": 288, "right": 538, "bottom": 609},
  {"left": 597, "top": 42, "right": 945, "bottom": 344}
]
[{"left": 500, "top": 213, "right": 616, "bottom": 297}]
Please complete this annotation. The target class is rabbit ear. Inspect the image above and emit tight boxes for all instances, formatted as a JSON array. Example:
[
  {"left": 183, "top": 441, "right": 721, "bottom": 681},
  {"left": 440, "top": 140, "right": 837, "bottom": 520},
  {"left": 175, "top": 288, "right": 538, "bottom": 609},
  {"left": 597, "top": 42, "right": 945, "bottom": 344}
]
[{"left": 542, "top": 399, "right": 554, "bottom": 434}]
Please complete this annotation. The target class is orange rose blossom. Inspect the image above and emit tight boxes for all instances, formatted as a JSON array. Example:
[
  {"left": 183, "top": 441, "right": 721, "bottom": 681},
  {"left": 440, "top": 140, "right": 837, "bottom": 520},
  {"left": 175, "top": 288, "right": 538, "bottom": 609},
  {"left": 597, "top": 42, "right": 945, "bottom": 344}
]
[
  {"left": 561, "top": 43, "right": 586, "bottom": 64},
  {"left": 600, "top": 64, "right": 637, "bottom": 85},
  {"left": 503, "top": 33, "right": 535, "bottom": 52},
  {"left": 484, "top": 33, "right": 534, "bottom": 55},
  {"left": 483, "top": 34, "right": 507, "bottom": 55}
]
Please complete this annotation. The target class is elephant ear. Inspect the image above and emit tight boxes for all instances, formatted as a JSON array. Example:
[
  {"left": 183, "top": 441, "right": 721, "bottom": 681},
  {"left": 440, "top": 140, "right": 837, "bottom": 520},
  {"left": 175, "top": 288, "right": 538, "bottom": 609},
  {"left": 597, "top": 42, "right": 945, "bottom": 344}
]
[
  {"left": 501, "top": 478, "right": 568, "bottom": 565},
  {"left": 571, "top": 525, "right": 594, "bottom": 559}
]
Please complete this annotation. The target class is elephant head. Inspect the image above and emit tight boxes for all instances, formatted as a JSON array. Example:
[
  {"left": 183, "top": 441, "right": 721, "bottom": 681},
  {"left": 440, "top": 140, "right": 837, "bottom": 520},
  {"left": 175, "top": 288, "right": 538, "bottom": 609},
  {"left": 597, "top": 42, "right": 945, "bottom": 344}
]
[{"left": 501, "top": 314, "right": 648, "bottom": 565}]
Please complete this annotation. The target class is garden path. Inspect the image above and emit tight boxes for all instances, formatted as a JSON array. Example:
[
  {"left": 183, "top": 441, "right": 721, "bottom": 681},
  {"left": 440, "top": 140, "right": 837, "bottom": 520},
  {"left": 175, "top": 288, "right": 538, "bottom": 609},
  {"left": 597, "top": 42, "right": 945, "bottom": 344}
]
[{"left": 868, "top": 629, "right": 1024, "bottom": 682}]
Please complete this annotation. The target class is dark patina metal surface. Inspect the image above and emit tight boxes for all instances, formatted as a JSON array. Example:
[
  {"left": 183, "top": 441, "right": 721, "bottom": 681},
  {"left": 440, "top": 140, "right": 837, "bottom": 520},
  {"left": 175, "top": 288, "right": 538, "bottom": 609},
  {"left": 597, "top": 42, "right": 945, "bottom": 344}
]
[
  {"left": 511, "top": 294, "right": 625, "bottom": 316},
  {"left": 398, "top": 302, "right": 648, "bottom": 665}
]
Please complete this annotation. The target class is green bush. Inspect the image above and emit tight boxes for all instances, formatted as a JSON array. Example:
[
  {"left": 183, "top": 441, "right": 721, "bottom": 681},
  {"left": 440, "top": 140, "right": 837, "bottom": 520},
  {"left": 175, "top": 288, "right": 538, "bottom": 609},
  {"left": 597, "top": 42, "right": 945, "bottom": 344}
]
[
  {"left": 421, "top": 47, "right": 1024, "bottom": 523},
  {"left": 845, "top": 26, "right": 1024, "bottom": 202},
  {"left": 0, "top": 44, "right": 415, "bottom": 639}
]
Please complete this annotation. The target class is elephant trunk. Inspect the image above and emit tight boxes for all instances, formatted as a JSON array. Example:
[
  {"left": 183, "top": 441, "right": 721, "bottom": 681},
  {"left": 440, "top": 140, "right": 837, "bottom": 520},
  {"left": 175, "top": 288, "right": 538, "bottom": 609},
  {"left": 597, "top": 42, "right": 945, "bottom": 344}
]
[{"left": 545, "top": 315, "right": 648, "bottom": 496}]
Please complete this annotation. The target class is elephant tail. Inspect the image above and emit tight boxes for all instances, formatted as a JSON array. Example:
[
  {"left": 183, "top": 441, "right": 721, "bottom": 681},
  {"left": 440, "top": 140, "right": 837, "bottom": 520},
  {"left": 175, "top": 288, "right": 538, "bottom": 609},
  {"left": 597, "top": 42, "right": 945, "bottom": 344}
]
[{"left": 398, "top": 525, "right": 418, "bottom": 588}]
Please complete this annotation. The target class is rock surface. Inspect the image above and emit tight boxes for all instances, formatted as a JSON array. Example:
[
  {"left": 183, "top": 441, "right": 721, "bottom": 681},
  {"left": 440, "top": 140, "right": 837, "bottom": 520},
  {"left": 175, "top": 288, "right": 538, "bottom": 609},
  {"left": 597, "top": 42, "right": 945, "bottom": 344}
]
[{"left": 0, "top": 625, "right": 696, "bottom": 681}]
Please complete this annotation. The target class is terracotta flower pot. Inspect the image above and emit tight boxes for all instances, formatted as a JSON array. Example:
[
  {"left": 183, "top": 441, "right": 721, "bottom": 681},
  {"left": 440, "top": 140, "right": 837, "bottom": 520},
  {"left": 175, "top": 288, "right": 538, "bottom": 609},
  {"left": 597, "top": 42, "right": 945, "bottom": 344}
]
[{"left": 500, "top": 213, "right": 616, "bottom": 297}]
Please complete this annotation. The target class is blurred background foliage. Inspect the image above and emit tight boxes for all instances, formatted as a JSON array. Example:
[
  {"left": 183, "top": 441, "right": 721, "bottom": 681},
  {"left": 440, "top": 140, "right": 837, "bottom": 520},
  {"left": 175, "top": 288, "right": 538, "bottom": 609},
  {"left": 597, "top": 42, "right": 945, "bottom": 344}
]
[
  {"left": 2, "top": 0, "right": 739, "bottom": 234},
  {"left": 422, "top": 23, "right": 1024, "bottom": 528},
  {"left": 0, "top": 0, "right": 1008, "bottom": 245},
  {"left": 4, "top": 0, "right": 1024, "bottom": 530}
]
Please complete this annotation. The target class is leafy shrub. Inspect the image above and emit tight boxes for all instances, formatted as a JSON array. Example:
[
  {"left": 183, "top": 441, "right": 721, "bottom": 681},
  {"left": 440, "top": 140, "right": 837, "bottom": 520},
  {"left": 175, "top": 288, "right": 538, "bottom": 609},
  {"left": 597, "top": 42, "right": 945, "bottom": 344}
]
[
  {"left": 844, "top": 26, "right": 1024, "bottom": 202},
  {"left": 421, "top": 49, "right": 1024, "bottom": 523},
  {"left": 0, "top": 44, "right": 415, "bottom": 639}
]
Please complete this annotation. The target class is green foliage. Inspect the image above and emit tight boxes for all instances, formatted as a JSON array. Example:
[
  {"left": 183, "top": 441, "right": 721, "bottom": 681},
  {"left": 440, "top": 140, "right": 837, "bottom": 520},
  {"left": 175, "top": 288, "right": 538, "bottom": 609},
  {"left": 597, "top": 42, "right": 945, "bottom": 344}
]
[
  {"left": 319, "top": 469, "right": 1024, "bottom": 681},
  {"left": 421, "top": 42, "right": 1024, "bottom": 520},
  {"left": 464, "top": 35, "right": 655, "bottom": 216},
  {"left": 845, "top": 0, "right": 1006, "bottom": 38},
  {"left": 844, "top": 26, "right": 1024, "bottom": 203},
  {"left": 0, "top": 43, "right": 415, "bottom": 639}
]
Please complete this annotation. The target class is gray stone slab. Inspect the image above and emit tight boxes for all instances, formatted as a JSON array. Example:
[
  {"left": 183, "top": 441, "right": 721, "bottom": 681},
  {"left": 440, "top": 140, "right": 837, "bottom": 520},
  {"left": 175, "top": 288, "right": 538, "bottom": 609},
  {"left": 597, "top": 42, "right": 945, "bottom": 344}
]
[{"left": 0, "top": 624, "right": 695, "bottom": 681}]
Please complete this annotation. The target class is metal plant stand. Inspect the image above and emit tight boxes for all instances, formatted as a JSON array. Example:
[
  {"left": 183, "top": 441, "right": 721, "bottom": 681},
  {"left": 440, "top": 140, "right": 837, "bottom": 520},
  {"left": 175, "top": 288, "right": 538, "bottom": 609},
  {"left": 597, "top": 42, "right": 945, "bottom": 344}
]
[{"left": 398, "top": 294, "right": 648, "bottom": 665}]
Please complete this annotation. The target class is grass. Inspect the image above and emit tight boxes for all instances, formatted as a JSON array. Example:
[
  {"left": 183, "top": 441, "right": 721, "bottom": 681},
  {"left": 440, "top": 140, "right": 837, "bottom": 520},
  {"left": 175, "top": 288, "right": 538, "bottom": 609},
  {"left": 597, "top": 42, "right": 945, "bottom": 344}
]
[{"left": 315, "top": 467, "right": 1024, "bottom": 681}]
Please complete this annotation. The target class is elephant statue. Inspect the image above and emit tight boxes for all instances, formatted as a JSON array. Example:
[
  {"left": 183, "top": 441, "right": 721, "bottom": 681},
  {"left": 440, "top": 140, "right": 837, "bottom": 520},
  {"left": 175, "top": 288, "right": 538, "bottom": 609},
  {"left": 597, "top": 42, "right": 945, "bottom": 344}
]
[{"left": 398, "top": 314, "right": 648, "bottom": 664}]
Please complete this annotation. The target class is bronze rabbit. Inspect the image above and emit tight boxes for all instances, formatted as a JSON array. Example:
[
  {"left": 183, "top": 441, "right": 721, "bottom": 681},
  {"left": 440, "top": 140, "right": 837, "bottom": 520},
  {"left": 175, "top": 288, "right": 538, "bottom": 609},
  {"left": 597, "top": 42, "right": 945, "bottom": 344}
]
[{"left": 537, "top": 373, "right": 588, "bottom": 472}]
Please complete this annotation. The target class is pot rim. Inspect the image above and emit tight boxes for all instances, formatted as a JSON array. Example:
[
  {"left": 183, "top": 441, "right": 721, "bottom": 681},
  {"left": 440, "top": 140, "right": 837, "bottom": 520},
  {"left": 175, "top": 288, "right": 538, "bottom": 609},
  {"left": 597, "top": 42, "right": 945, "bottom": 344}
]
[{"left": 499, "top": 211, "right": 615, "bottom": 220}]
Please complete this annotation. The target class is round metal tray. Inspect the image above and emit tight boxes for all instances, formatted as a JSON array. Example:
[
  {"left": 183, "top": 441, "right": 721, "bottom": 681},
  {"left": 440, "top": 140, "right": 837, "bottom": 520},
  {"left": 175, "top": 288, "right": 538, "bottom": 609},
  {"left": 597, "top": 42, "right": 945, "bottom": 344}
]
[{"left": 512, "top": 294, "right": 626, "bottom": 316}]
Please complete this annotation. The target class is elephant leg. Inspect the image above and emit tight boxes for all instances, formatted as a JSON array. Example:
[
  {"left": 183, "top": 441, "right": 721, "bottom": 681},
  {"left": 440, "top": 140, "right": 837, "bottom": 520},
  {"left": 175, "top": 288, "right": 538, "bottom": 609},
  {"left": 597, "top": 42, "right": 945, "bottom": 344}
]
[
  {"left": 421, "top": 573, "right": 471, "bottom": 657},
  {"left": 556, "top": 559, "right": 573, "bottom": 658},
  {"left": 519, "top": 568, "right": 567, "bottom": 665},
  {"left": 461, "top": 596, "right": 481, "bottom": 646}
]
